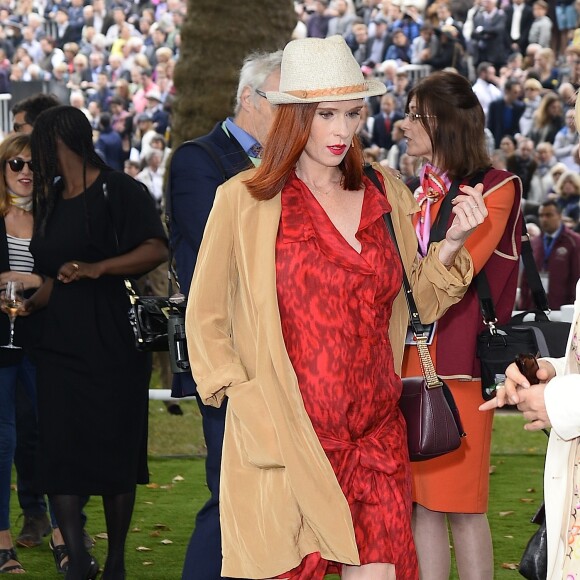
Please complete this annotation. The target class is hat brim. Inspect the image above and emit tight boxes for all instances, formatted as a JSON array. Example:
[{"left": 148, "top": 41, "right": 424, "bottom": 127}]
[{"left": 266, "top": 79, "right": 386, "bottom": 105}]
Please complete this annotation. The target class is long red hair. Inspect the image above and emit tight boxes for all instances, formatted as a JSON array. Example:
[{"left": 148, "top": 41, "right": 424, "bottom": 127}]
[{"left": 245, "top": 103, "right": 364, "bottom": 201}]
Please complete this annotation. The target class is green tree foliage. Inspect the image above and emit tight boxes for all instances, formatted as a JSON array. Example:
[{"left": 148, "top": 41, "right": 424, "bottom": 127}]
[{"left": 172, "top": 1, "right": 296, "bottom": 146}]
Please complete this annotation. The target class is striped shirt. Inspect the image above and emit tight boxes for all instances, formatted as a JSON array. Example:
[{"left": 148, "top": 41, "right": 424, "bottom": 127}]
[{"left": 7, "top": 234, "right": 34, "bottom": 273}]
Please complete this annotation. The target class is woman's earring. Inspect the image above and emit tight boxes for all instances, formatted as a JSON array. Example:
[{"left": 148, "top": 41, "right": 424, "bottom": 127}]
[{"left": 351, "top": 141, "right": 354, "bottom": 148}]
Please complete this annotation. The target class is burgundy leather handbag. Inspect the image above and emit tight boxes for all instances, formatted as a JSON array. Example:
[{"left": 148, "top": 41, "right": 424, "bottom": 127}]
[{"left": 364, "top": 165, "right": 466, "bottom": 461}]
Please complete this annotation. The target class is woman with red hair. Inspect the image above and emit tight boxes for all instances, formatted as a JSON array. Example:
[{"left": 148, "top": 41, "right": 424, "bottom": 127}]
[{"left": 186, "top": 36, "right": 488, "bottom": 580}]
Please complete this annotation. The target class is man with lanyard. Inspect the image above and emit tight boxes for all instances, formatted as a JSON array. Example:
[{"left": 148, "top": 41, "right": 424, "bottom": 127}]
[
  {"left": 167, "top": 50, "right": 282, "bottom": 580},
  {"left": 519, "top": 200, "right": 580, "bottom": 310}
]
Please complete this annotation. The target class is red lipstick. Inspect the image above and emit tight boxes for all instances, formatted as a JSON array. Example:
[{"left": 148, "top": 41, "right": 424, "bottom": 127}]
[{"left": 328, "top": 145, "right": 346, "bottom": 155}]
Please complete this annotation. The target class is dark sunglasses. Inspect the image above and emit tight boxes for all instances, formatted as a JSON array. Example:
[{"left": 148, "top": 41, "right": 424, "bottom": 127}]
[{"left": 7, "top": 158, "right": 34, "bottom": 172}]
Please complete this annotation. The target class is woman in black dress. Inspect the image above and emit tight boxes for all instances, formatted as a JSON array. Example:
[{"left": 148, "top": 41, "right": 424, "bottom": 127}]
[{"left": 27, "top": 105, "right": 167, "bottom": 580}]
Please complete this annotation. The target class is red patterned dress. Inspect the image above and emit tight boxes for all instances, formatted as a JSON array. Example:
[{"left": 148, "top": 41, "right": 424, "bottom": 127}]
[{"left": 274, "top": 171, "right": 418, "bottom": 579}]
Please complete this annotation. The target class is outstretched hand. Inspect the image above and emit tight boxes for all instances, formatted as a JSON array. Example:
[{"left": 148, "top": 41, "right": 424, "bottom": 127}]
[{"left": 479, "top": 359, "right": 555, "bottom": 411}]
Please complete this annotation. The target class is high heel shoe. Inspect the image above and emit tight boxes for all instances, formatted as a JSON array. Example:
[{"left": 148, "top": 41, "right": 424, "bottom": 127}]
[
  {"left": 66, "top": 556, "right": 99, "bottom": 580},
  {"left": 85, "top": 556, "right": 99, "bottom": 580},
  {"left": 49, "top": 537, "right": 69, "bottom": 574}
]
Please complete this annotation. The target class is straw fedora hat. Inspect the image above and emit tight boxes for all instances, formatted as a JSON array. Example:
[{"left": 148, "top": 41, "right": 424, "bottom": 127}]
[{"left": 266, "top": 35, "right": 387, "bottom": 105}]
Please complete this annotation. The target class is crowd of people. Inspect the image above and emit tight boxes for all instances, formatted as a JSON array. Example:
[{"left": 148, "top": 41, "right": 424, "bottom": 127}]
[{"left": 0, "top": 0, "right": 579, "bottom": 579}]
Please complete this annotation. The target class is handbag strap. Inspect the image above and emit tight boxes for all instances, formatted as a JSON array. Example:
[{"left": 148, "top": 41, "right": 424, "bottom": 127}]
[
  {"left": 102, "top": 181, "right": 180, "bottom": 313},
  {"left": 429, "top": 170, "right": 487, "bottom": 245},
  {"left": 363, "top": 165, "right": 442, "bottom": 388},
  {"left": 476, "top": 210, "right": 548, "bottom": 327}
]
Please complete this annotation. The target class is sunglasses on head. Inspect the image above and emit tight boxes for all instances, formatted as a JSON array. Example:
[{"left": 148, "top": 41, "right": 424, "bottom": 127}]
[{"left": 7, "top": 158, "right": 33, "bottom": 172}]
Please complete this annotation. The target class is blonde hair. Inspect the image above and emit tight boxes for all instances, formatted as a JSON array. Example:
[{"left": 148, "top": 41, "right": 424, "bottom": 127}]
[
  {"left": 0, "top": 133, "right": 32, "bottom": 216},
  {"left": 555, "top": 170, "right": 580, "bottom": 197}
]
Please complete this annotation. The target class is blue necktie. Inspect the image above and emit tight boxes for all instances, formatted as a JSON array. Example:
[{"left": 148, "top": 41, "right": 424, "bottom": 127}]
[{"left": 249, "top": 143, "right": 263, "bottom": 159}]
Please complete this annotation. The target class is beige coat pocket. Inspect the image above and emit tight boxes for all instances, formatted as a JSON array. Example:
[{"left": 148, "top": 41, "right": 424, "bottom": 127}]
[{"left": 227, "top": 379, "right": 285, "bottom": 468}]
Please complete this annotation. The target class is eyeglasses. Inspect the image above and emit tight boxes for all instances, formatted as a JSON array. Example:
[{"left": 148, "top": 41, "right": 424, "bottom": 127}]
[
  {"left": 7, "top": 158, "right": 34, "bottom": 172},
  {"left": 255, "top": 88, "right": 267, "bottom": 99},
  {"left": 404, "top": 112, "right": 437, "bottom": 123}
]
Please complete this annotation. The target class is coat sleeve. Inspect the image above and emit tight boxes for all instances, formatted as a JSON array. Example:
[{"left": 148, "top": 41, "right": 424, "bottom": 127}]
[
  {"left": 545, "top": 374, "right": 580, "bottom": 441},
  {"left": 185, "top": 184, "right": 248, "bottom": 407},
  {"left": 407, "top": 241, "right": 473, "bottom": 324}
]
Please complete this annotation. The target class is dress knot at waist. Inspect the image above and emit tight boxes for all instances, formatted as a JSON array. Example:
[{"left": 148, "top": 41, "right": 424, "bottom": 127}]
[{"left": 318, "top": 416, "right": 403, "bottom": 505}]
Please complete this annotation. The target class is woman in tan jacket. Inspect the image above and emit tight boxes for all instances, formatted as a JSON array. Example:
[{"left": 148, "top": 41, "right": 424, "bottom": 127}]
[{"left": 186, "top": 36, "right": 488, "bottom": 580}]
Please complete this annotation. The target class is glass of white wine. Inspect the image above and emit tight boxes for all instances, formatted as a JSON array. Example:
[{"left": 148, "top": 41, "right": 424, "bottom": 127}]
[{"left": 1, "top": 280, "right": 24, "bottom": 349}]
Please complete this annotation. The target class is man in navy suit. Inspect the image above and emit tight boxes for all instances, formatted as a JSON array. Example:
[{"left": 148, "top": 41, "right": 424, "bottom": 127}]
[
  {"left": 371, "top": 92, "right": 403, "bottom": 151},
  {"left": 168, "top": 50, "right": 282, "bottom": 580},
  {"left": 487, "top": 78, "right": 524, "bottom": 147}
]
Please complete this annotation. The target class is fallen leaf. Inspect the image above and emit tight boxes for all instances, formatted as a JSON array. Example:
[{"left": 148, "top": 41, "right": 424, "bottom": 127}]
[
  {"left": 143, "top": 562, "right": 154, "bottom": 566},
  {"left": 131, "top": 527, "right": 141, "bottom": 533},
  {"left": 95, "top": 533, "right": 108, "bottom": 540},
  {"left": 499, "top": 511, "right": 515, "bottom": 517},
  {"left": 504, "top": 535, "right": 514, "bottom": 539},
  {"left": 160, "top": 539, "right": 173, "bottom": 545},
  {"left": 526, "top": 488, "right": 537, "bottom": 493},
  {"left": 143, "top": 501, "right": 154, "bottom": 505},
  {"left": 150, "top": 531, "right": 161, "bottom": 537},
  {"left": 172, "top": 475, "right": 184, "bottom": 482},
  {"left": 160, "top": 485, "right": 172, "bottom": 490},
  {"left": 154, "top": 523, "right": 171, "bottom": 531},
  {"left": 136, "top": 546, "right": 152, "bottom": 552},
  {"left": 501, "top": 562, "right": 518, "bottom": 570},
  {"left": 146, "top": 483, "right": 160, "bottom": 489},
  {"left": 489, "top": 465, "right": 496, "bottom": 474}
]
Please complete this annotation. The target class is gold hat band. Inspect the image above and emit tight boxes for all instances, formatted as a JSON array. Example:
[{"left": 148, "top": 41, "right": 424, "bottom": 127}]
[{"left": 285, "top": 83, "right": 368, "bottom": 99}]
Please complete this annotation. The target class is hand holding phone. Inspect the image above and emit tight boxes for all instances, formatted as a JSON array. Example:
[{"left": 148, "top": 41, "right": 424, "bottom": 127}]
[{"left": 514, "top": 353, "right": 540, "bottom": 385}]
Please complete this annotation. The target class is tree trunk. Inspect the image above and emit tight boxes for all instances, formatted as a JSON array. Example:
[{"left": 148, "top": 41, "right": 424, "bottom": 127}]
[{"left": 172, "top": 1, "right": 295, "bottom": 147}]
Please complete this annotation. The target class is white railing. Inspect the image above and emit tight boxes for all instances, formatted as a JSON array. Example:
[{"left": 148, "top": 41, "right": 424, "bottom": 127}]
[
  {"left": 149, "top": 389, "right": 196, "bottom": 402},
  {"left": 0, "top": 94, "right": 11, "bottom": 137}
]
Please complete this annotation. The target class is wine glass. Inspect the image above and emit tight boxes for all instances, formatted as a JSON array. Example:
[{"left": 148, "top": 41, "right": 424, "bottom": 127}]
[{"left": 1, "top": 280, "right": 24, "bottom": 349}]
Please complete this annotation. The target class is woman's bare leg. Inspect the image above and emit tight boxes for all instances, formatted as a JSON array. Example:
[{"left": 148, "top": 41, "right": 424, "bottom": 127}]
[
  {"left": 342, "top": 562, "right": 396, "bottom": 579},
  {"left": 412, "top": 504, "right": 451, "bottom": 580},
  {"left": 448, "top": 513, "right": 493, "bottom": 580}
]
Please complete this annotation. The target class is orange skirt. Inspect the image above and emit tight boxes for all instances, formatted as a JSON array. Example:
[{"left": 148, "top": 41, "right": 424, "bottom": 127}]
[{"left": 410, "top": 378, "right": 494, "bottom": 513}]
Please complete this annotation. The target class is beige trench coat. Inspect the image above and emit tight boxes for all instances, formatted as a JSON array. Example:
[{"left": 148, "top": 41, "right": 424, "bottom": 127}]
[{"left": 186, "top": 164, "right": 474, "bottom": 578}]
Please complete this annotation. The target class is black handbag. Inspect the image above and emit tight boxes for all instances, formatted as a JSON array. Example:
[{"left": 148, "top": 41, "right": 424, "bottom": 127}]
[
  {"left": 519, "top": 430, "right": 549, "bottom": 580},
  {"left": 519, "top": 503, "right": 547, "bottom": 580},
  {"left": 476, "top": 218, "right": 571, "bottom": 400},
  {"left": 102, "top": 182, "right": 190, "bottom": 373},
  {"left": 364, "top": 166, "right": 466, "bottom": 461},
  {"left": 124, "top": 278, "right": 186, "bottom": 353}
]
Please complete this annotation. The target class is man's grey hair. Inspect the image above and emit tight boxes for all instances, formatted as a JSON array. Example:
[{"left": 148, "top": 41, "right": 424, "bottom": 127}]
[{"left": 234, "top": 50, "right": 283, "bottom": 115}]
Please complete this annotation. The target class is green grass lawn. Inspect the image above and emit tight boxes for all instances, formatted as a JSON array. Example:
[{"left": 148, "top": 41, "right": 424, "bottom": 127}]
[{"left": 10, "top": 404, "right": 548, "bottom": 579}]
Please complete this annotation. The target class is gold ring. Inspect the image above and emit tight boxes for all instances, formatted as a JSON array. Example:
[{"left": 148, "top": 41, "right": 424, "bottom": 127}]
[
  {"left": 495, "top": 383, "right": 505, "bottom": 390},
  {"left": 71, "top": 262, "right": 79, "bottom": 270}
]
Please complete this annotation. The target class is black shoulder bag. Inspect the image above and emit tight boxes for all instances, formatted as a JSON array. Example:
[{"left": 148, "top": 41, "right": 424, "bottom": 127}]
[
  {"left": 102, "top": 180, "right": 190, "bottom": 373},
  {"left": 364, "top": 165, "right": 465, "bottom": 461},
  {"left": 475, "top": 218, "right": 570, "bottom": 400}
]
